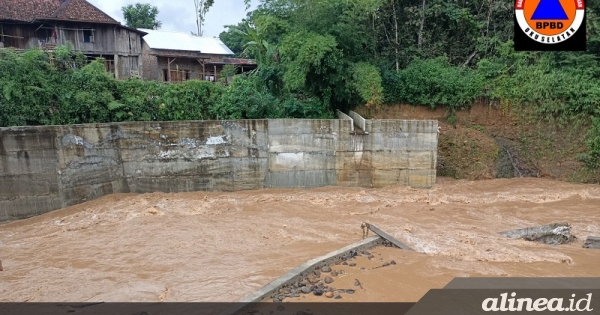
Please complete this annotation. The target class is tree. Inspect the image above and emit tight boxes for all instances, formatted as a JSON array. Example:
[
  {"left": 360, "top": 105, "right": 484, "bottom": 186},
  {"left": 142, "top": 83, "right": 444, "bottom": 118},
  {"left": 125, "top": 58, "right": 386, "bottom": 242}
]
[
  {"left": 122, "top": 3, "right": 162, "bottom": 30},
  {"left": 193, "top": 0, "right": 253, "bottom": 37},
  {"left": 194, "top": 0, "right": 215, "bottom": 36},
  {"left": 219, "top": 19, "right": 252, "bottom": 57}
]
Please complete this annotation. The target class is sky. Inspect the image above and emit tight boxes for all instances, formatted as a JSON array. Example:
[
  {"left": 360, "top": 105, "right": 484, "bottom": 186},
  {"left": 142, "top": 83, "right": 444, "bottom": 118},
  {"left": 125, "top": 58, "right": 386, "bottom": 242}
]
[{"left": 88, "top": 0, "right": 260, "bottom": 38}]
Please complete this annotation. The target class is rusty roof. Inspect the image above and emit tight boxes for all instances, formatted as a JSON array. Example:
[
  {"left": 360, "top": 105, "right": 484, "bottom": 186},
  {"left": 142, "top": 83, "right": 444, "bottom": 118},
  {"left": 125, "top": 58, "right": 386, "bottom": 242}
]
[
  {"left": 223, "top": 58, "right": 257, "bottom": 65},
  {"left": 0, "top": 0, "right": 118, "bottom": 24}
]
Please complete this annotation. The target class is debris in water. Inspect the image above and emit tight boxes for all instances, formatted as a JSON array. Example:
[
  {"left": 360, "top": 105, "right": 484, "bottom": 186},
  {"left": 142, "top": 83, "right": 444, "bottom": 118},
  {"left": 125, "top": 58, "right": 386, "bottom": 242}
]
[
  {"left": 499, "top": 223, "right": 576, "bottom": 245},
  {"left": 583, "top": 236, "right": 600, "bottom": 249}
]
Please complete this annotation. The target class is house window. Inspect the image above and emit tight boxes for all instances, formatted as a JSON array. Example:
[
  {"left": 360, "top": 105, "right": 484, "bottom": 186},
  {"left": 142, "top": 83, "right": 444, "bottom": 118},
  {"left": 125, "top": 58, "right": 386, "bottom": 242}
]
[{"left": 83, "top": 30, "right": 94, "bottom": 43}]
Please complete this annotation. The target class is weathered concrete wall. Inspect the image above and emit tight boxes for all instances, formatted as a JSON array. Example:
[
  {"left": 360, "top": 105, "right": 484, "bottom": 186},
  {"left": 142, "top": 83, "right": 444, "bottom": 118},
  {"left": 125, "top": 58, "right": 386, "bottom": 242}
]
[
  {"left": 0, "top": 118, "right": 438, "bottom": 221},
  {"left": 0, "top": 127, "right": 63, "bottom": 221}
]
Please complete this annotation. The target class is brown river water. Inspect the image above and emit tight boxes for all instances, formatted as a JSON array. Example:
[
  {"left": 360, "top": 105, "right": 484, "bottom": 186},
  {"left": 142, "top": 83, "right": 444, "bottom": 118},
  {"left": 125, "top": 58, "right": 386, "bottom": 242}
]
[{"left": 1, "top": 177, "right": 599, "bottom": 302}]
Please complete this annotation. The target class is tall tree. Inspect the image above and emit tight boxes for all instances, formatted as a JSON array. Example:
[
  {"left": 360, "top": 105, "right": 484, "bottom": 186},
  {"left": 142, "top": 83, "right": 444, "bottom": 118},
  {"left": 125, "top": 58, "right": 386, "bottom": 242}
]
[
  {"left": 194, "top": 0, "right": 215, "bottom": 36},
  {"left": 194, "top": 0, "right": 253, "bottom": 37},
  {"left": 122, "top": 3, "right": 162, "bottom": 30}
]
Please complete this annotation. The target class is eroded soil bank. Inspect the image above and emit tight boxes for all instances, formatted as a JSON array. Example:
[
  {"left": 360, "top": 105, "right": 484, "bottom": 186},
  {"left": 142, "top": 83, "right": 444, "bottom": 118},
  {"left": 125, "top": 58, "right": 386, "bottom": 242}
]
[
  {"left": 356, "top": 103, "right": 600, "bottom": 183},
  {"left": 1, "top": 177, "right": 600, "bottom": 302}
]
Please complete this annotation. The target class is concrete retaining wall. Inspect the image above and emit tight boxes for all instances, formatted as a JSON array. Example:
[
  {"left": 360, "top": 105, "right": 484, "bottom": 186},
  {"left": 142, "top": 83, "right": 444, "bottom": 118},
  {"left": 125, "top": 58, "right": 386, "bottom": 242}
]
[{"left": 0, "top": 118, "right": 438, "bottom": 221}]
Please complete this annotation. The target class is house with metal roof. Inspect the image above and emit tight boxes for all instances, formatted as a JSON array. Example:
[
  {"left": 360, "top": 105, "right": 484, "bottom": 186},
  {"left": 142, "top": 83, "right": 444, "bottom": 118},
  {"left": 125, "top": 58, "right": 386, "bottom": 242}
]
[
  {"left": 0, "top": 0, "right": 147, "bottom": 79},
  {"left": 139, "top": 28, "right": 256, "bottom": 83}
]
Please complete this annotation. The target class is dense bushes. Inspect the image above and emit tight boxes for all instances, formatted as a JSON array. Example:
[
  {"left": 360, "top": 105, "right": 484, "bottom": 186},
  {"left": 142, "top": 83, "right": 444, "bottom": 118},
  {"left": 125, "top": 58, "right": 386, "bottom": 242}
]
[
  {"left": 211, "top": 75, "right": 333, "bottom": 119},
  {"left": 382, "top": 57, "right": 485, "bottom": 112},
  {"left": 0, "top": 47, "right": 334, "bottom": 128}
]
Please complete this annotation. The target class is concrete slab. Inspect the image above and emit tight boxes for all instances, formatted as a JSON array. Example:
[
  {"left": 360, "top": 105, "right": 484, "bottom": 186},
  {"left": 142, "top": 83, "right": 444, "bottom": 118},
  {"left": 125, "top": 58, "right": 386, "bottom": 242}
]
[
  {"left": 217, "top": 236, "right": 383, "bottom": 315},
  {"left": 368, "top": 224, "right": 414, "bottom": 251}
]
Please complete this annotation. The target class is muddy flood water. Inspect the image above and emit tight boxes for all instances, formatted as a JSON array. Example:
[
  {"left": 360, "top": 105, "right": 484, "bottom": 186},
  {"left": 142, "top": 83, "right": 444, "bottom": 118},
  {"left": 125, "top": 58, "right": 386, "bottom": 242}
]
[{"left": 1, "top": 177, "right": 600, "bottom": 302}]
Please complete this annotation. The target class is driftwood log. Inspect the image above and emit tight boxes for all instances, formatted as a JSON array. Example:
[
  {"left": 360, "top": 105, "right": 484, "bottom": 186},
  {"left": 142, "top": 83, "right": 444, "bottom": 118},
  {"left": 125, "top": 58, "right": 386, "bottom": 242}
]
[
  {"left": 499, "top": 223, "right": 576, "bottom": 245},
  {"left": 583, "top": 236, "right": 600, "bottom": 249}
]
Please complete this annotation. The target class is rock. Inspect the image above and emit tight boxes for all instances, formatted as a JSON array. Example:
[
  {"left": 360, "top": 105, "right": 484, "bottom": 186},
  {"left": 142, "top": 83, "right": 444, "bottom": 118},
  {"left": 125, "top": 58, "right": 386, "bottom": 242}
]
[
  {"left": 359, "top": 267, "right": 365, "bottom": 270},
  {"left": 300, "top": 279, "right": 310, "bottom": 286},
  {"left": 308, "top": 274, "right": 320, "bottom": 284},
  {"left": 390, "top": 260, "right": 397, "bottom": 265},
  {"left": 325, "top": 292, "right": 334, "bottom": 298},
  {"left": 273, "top": 296, "right": 283, "bottom": 303},
  {"left": 349, "top": 263, "right": 356, "bottom": 267},
  {"left": 324, "top": 276, "right": 334, "bottom": 284},
  {"left": 301, "top": 286, "right": 312, "bottom": 294},
  {"left": 346, "top": 289, "right": 355, "bottom": 294},
  {"left": 367, "top": 254, "right": 374, "bottom": 259},
  {"left": 499, "top": 223, "right": 576, "bottom": 245},
  {"left": 313, "top": 270, "right": 321, "bottom": 277},
  {"left": 330, "top": 270, "right": 338, "bottom": 277},
  {"left": 383, "top": 262, "right": 390, "bottom": 267},
  {"left": 321, "top": 266, "right": 332, "bottom": 273},
  {"left": 342, "top": 261, "right": 348, "bottom": 265},
  {"left": 334, "top": 294, "right": 342, "bottom": 299},
  {"left": 354, "top": 279, "right": 361, "bottom": 286},
  {"left": 583, "top": 236, "right": 600, "bottom": 249},
  {"left": 313, "top": 288, "right": 324, "bottom": 296},
  {"left": 280, "top": 287, "right": 291, "bottom": 294},
  {"left": 362, "top": 251, "right": 371, "bottom": 256},
  {"left": 290, "top": 289, "right": 297, "bottom": 294},
  {"left": 277, "top": 305, "right": 285, "bottom": 312}
]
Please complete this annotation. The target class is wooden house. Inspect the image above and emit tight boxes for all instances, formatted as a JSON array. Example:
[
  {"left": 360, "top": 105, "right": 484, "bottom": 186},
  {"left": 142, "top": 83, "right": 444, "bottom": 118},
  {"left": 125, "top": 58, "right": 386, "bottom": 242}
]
[
  {"left": 0, "top": 0, "right": 147, "bottom": 79},
  {"left": 139, "top": 28, "right": 257, "bottom": 83}
]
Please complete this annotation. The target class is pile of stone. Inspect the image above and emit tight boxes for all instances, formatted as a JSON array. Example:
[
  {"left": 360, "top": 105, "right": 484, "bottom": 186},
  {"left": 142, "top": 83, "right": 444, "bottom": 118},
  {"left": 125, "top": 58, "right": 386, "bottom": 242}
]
[
  {"left": 270, "top": 249, "right": 397, "bottom": 303},
  {"left": 271, "top": 265, "right": 350, "bottom": 302}
]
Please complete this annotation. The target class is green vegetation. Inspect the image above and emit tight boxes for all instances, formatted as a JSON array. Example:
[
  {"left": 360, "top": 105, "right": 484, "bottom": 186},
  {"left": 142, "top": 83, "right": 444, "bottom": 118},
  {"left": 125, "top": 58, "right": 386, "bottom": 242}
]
[
  {"left": 2, "top": 0, "right": 600, "bottom": 171},
  {"left": 121, "top": 3, "right": 162, "bottom": 30}
]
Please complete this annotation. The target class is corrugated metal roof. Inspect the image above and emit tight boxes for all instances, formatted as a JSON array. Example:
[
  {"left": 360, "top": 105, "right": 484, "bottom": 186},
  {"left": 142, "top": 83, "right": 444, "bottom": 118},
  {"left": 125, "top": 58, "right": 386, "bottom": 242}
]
[{"left": 139, "top": 28, "right": 234, "bottom": 55}]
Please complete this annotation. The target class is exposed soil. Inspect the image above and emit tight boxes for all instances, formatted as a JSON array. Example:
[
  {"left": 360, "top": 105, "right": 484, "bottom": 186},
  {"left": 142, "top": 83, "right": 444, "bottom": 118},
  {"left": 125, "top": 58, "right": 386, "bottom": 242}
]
[{"left": 356, "top": 103, "right": 599, "bottom": 183}]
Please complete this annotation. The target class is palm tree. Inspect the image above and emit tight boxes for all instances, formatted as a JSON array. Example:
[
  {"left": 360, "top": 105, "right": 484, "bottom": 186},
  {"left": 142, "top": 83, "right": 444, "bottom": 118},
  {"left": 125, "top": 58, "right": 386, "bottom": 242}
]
[{"left": 235, "top": 22, "right": 280, "bottom": 66}]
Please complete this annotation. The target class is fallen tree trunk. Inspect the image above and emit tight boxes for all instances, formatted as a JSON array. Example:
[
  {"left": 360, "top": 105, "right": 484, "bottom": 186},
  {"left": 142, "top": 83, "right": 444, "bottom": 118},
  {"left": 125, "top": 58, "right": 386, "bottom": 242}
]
[
  {"left": 583, "top": 236, "right": 600, "bottom": 249},
  {"left": 499, "top": 223, "right": 576, "bottom": 245}
]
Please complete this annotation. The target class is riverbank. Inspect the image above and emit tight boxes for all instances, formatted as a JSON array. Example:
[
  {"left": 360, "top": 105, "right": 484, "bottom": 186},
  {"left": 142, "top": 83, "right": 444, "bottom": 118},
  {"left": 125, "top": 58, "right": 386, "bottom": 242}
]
[{"left": 356, "top": 103, "right": 599, "bottom": 183}]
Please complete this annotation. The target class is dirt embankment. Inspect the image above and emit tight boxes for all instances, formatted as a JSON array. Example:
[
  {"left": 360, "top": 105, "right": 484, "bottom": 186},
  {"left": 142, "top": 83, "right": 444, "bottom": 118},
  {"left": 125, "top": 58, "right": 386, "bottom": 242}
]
[{"left": 356, "top": 103, "right": 599, "bottom": 183}]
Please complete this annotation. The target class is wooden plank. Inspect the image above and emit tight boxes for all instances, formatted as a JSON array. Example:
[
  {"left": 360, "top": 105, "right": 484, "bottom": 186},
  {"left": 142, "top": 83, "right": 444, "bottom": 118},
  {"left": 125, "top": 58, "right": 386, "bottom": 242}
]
[
  {"left": 368, "top": 224, "right": 413, "bottom": 251},
  {"left": 583, "top": 236, "right": 600, "bottom": 249}
]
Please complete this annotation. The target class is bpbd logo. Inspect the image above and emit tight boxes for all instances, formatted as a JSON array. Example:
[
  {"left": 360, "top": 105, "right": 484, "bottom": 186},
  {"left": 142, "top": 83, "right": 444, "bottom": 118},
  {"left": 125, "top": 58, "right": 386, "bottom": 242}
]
[{"left": 514, "top": 0, "right": 586, "bottom": 51}]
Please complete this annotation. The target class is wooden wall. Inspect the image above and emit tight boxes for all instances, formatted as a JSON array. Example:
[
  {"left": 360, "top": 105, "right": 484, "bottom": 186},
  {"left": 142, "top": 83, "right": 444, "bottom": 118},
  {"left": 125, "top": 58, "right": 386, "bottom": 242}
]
[
  {"left": 154, "top": 56, "right": 224, "bottom": 82},
  {"left": 0, "top": 21, "right": 142, "bottom": 79}
]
